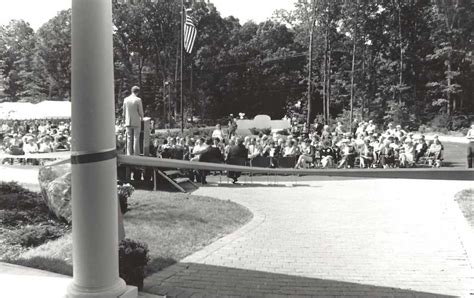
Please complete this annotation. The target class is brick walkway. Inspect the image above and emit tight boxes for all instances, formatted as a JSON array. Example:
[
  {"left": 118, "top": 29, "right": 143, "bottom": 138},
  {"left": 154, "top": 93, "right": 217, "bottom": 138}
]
[{"left": 144, "top": 178, "right": 474, "bottom": 297}]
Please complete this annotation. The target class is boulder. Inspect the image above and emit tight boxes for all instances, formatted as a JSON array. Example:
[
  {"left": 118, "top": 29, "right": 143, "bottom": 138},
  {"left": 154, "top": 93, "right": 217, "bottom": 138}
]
[{"left": 38, "top": 163, "right": 72, "bottom": 223}]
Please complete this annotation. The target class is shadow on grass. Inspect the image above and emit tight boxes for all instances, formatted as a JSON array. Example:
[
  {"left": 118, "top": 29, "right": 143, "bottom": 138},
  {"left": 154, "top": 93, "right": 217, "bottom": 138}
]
[
  {"left": 144, "top": 262, "right": 456, "bottom": 297},
  {"left": 7, "top": 256, "right": 73, "bottom": 277},
  {"left": 146, "top": 257, "right": 177, "bottom": 277}
]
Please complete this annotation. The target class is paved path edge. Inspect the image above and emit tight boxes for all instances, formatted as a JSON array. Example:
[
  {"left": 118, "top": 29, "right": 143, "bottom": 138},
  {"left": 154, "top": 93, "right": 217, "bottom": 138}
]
[
  {"left": 449, "top": 192, "right": 474, "bottom": 270},
  {"left": 181, "top": 202, "right": 266, "bottom": 263}
]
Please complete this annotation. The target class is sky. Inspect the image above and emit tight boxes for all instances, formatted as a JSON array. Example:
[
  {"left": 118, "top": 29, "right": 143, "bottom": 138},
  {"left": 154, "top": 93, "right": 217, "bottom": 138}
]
[{"left": 0, "top": 0, "right": 296, "bottom": 31}]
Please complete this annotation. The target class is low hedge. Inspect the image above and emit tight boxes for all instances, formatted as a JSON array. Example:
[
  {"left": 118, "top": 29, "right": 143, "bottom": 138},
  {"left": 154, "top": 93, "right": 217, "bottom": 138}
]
[{"left": 119, "top": 238, "right": 150, "bottom": 290}]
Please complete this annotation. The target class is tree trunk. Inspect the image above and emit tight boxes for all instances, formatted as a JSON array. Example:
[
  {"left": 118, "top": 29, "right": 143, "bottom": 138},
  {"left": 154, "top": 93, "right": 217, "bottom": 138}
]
[
  {"left": 174, "top": 42, "right": 179, "bottom": 122},
  {"left": 190, "top": 63, "right": 193, "bottom": 123},
  {"left": 446, "top": 49, "right": 452, "bottom": 115},
  {"left": 306, "top": 0, "right": 316, "bottom": 125},
  {"left": 398, "top": 0, "right": 403, "bottom": 105},
  {"left": 327, "top": 46, "right": 332, "bottom": 121},
  {"left": 361, "top": 44, "right": 366, "bottom": 119},
  {"left": 322, "top": 27, "right": 328, "bottom": 124},
  {"left": 350, "top": 28, "right": 356, "bottom": 131}
]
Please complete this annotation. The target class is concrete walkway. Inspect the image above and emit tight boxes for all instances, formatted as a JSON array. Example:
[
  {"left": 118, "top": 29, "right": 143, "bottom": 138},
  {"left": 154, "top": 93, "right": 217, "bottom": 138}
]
[
  {"left": 0, "top": 262, "right": 162, "bottom": 297},
  {"left": 144, "top": 179, "right": 474, "bottom": 297}
]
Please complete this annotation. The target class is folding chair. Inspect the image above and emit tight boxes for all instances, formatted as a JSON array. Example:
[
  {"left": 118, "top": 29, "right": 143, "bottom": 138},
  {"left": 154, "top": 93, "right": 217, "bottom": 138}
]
[
  {"left": 276, "top": 156, "right": 298, "bottom": 185},
  {"left": 225, "top": 157, "right": 248, "bottom": 184},
  {"left": 276, "top": 156, "right": 297, "bottom": 168},
  {"left": 250, "top": 156, "right": 272, "bottom": 184}
]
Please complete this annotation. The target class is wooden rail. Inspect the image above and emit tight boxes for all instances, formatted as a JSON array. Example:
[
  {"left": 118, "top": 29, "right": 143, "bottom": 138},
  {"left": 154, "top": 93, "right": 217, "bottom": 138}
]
[{"left": 117, "top": 155, "right": 474, "bottom": 181}]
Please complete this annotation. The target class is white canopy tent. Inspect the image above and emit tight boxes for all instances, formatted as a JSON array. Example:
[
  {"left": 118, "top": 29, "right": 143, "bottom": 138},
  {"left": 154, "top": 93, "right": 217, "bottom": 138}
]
[{"left": 0, "top": 101, "right": 71, "bottom": 120}]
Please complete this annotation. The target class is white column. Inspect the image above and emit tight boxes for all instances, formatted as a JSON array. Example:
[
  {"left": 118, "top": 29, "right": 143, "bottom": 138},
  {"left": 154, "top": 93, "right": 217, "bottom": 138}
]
[{"left": 68, "top": 0, "right": 136, "bottom": 297}]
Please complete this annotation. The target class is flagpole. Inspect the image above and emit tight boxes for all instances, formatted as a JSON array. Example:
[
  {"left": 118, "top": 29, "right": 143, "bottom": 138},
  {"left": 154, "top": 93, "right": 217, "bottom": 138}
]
[{"left": 180, "top": 0, "right": 184, "bottom": 133}]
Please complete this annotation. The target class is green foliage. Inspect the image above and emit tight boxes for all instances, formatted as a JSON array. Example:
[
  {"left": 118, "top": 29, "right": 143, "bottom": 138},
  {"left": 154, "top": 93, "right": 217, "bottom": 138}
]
[
  {"left": 0, "top": 20, "right": 35, "bottom": 100},
  {"left": 15, "top": 224, "right": 66, "bottom": 247},
  {"left": 0, "top": 181, "right": 70, "bottom": 250},
  {"left": 150, "top": 127, "right": 214, "bottom": 140},
  {"left": 0, "top": 181, "right": 51, "bottom": 226},
  {"left": 248, "top": 127, "right": 272, "bottom": 136},
  {"left": 430, "top": 113, "right": 471, "bottom": 131},
  {"left": 0, "top": 0, "right": 473, "bottom": 126},
  {"left": 383, "top": 101, "right": 418, "bottom": 131},
  {"left": 33, "top": 10, "right": 71, "bottom": 100},
  {"left": 119, "top": 238, "right": 150, "bottom": 290},
  {"left": 274, "top": 129, "right": 290, "bottom": 136}
]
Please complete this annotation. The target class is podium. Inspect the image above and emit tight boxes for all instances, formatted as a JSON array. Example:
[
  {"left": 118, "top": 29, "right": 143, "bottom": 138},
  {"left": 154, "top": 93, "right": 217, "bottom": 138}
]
[{"left": 139, "top": 117, "right": 151, "bottom": 156}]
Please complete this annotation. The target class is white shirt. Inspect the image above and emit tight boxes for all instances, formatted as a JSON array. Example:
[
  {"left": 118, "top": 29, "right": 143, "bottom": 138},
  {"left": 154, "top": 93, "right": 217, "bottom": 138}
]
[
  {"left": 23, "top": 142, "right": 38, "bottom": 154},
  {"left": 212, "top": 129, "right": 224, "bottom": 140},
  {"left": 467, "top": 128, "right": 474, "bottom": 142}
]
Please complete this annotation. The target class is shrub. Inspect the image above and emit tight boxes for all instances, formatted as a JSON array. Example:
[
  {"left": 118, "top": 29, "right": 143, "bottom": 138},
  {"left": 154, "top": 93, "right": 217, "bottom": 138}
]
[
  {"left": 119, "top": 238, "right": 150, "bottom": 290},
  {"left": 9, "top": 224, "right": 68, "bottom": 248},
  {"left": 275, "top": 129, "right": 290, "bottom": 136},
  {"left": 0, "top": 181, "right": 28, "bottom": 196},
  {"left": 0, "top": 182, "right": 51, "bottom": 226},
  {"left": 248, "top": 127, "right": 259, "bottom": 135},
  {"left": 117, "top": 184, "right": 135, "bottom": 214},
  {"left": 260, "top": 127, "right": 272, "bottom": 135},
  {"left": 248, "top": 127, "right": 272, "bottom": 136},
  {"left": 430, "top": 113, "right": 451, "bottom": 130}
]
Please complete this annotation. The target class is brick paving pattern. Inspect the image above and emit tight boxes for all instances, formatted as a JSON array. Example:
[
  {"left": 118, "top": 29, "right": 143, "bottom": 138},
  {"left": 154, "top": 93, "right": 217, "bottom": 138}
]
[{"left": 144, "top": 179, "right": 474, "bottom": 297}]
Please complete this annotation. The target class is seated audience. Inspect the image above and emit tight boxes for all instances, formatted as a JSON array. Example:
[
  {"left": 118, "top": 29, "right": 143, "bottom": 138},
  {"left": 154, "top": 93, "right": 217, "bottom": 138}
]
[{"left": 295, "top": 139, "right": 315, "bottom": 169}]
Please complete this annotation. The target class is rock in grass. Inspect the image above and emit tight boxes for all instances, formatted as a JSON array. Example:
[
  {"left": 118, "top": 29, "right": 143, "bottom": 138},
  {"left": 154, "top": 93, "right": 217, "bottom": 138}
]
[{"left": 38, "top": 164, "right": 72, "bottom": 224}]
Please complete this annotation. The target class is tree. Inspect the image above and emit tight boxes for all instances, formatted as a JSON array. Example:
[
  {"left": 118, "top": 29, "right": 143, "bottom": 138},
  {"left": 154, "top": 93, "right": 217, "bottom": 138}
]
[
  {"left": 0, "top": 20, "right": 35, "bottom": 101},
  {"left": 427, "top": 0, "right": 473, "bottom": 115},
  {"left": 34, "top": 10, "right": 72, "bottom": 100}
]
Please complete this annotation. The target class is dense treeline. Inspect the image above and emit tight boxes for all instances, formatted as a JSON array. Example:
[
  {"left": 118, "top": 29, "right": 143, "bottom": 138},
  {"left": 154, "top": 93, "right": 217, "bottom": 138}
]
[{"left": 0, "top": 0, "right": 473, "bottom": 130}]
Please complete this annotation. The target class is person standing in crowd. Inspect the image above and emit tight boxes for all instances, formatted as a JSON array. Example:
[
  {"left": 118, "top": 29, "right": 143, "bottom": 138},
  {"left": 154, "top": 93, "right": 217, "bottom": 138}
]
[
  {"left": 335, "top": 122, "right": 344, "bottom": 136},
  {"left": 467, "top": 123, "right": 474, "bottom": 168},
  {"left": 212, "top": 124, "right": 224, "bottom": 141},
  {"left": 228, "top": 114, "right": 238, "bottom": 138},
  {"left": 123, "top": 86, "right": 144, "bottom": 155}
]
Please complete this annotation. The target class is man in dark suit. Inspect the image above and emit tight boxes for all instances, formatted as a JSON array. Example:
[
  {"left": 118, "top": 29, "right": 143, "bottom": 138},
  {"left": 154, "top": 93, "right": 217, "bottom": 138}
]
[
  {"left": 199, "top": 138, "right": 224, "bottom": 184},
  {"left": 226, "top": 137, "right": 248, "bottom": 184}
]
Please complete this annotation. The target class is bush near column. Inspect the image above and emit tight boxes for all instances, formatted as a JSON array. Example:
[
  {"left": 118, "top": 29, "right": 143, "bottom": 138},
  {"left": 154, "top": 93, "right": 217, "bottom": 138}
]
[{"left": 119, "top": 238, "right": 150, "bottom": 290}]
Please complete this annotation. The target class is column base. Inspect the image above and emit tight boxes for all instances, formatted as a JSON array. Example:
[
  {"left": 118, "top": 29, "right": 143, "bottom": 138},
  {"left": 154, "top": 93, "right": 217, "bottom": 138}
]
[
  {"left": 67, "top": 278, "right": 137, "bottom": 298},
  {"left": 119, "top": 286, "right": 138, "bottom": 298}
]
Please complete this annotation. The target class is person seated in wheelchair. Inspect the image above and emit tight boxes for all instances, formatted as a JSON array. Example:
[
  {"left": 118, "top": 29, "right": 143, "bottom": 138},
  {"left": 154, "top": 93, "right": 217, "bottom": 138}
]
[
  {"left": 295, "top": 139, "right": 315, "bottom": 169},
  {"left": 399, "top": 139, "right": 416, "bottom": 168},
  {"left": 427, "top": 137, "right": 443, "bottom": 167}
]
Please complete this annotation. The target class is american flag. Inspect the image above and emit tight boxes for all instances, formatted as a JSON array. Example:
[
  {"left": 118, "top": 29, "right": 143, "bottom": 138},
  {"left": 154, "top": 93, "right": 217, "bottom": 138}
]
[{"left": 184, "top": 9, "right": 197, "bottom": 54}]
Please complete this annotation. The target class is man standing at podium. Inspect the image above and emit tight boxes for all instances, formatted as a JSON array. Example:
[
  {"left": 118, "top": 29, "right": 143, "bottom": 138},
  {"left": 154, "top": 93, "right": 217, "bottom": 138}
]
[{"left": 123, "top": 86, "right": 144, "bottom": 155}]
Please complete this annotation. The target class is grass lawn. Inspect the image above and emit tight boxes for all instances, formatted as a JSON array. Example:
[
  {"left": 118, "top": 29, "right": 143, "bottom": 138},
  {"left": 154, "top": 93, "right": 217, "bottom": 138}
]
[
  {"left": 4, "top": 189, "right": 252, "bottom": 277},
  {"left": 455, "top": 189, "right": 474, "bottom": 228}
]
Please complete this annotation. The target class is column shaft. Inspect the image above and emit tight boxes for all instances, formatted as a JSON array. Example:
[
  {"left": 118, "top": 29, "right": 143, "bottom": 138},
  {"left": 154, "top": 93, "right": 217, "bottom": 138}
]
[{"left": 68, "top": 0, "right": 127, "bottom": 296}]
